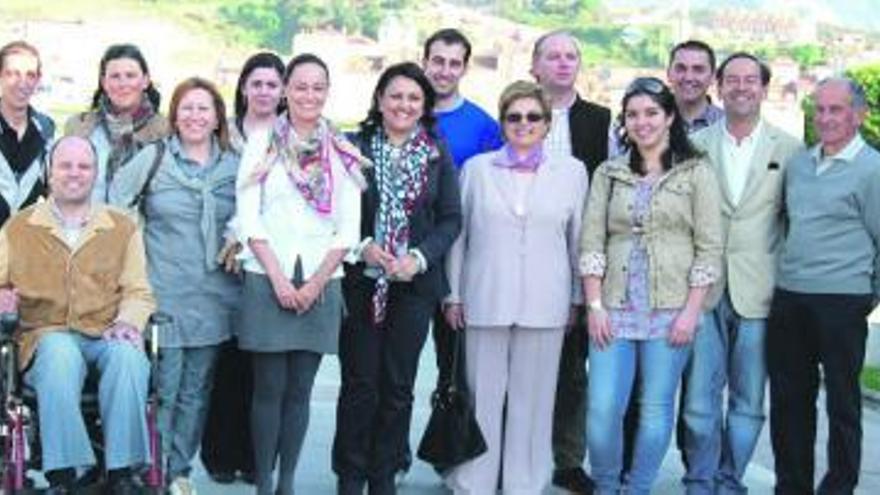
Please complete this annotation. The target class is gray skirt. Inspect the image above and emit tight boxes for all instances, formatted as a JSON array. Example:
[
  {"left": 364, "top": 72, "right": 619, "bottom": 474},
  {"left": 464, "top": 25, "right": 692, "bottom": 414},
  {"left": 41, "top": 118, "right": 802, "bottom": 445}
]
[{"left": 237, "top": 272, "right": 342, "bottom": 354}]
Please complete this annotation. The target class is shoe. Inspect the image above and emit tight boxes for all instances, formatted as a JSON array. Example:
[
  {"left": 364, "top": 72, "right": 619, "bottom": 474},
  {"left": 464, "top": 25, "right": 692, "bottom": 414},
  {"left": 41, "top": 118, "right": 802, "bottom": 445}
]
[
  {"left": 169, "top": 476, "right": 198, "bottom": 495},
  {"left": 105, "top": 475, "right": 140, "bottom": 495},
  {"left": 208, "top": 471, "right": 236, "bottom": 484},
  {"left": 394, "top": 467, "right": 408, "bottom": 487},
  {"left": 240, "top": 470, "right": 257, "bottom": 485},
  {"left": 552, "top": 467, "right": 595, "bottom": 494}
]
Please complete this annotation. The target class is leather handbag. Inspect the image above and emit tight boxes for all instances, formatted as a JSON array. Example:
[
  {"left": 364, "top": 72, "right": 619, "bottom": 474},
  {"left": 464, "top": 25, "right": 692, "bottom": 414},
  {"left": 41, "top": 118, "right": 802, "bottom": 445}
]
[{"left": 417, "top": 328, "right": 487, "bottom": 471}]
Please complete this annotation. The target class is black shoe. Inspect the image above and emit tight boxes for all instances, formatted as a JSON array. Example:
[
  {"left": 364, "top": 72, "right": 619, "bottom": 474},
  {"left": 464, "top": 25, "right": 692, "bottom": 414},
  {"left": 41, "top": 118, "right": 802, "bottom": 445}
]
[
  {"left": 46, "top": 468, "right": 76, "bottom": 493},
  {"left": 208, "top": 470, "right": 237, "bottom": 484},
  {"left": 552, "top": 467, "right": 595, "bottom": 494},
  {"left": 106, "top": 477, "right": 138, "bottom": 495},
  {"left": 240, "top": 470, "right": 257, "bottom": 485}
]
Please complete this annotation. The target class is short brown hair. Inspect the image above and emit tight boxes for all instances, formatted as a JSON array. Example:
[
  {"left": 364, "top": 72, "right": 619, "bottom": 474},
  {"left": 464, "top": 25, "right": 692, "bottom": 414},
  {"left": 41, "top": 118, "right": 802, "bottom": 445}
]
[
  {"left": 498, "top": 80, "right": 552, "bottom": 124},
  {"left": 0, "top": 40, "right": 41, "bottom": 73},
  {"left": 168, "top": 77, "right": 230, "bottom": 151}
]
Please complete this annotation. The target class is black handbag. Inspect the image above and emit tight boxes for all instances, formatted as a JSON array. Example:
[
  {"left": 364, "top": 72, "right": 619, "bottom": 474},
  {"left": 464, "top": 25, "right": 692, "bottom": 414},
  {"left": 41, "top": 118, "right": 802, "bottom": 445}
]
[{"left": 417, "top": 328, "right": 487, "bottom": 471}]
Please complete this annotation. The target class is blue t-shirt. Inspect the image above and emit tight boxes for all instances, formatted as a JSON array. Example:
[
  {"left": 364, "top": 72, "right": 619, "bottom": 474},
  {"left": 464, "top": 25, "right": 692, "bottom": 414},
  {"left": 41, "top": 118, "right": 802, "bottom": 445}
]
[{"left": 435, "top": 98, "right": 503, "bottom": 169}]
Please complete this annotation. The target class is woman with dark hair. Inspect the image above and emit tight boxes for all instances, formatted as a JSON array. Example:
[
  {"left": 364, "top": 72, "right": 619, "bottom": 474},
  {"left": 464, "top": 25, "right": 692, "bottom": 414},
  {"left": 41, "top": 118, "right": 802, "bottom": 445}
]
[
  {"left": 332, "top": 61, "right": 461, "bottom": 495},
  {"left": 579, "top": 77, "right": 722, "bottom": 493},
  {"left": 199, "top": 50, "right": 285, "bottom": 485},
  {"left": 235, "top": 53, "right": 368, "bottom": 495},
  {"left": 229, "top": 51, "right": 286, "bottom": 152},
  {"left": 109, "top": 77, "right": 240, "bottom": 495},
  {"left": 65, "top": 43, "right": 168, "bottom": 202}
]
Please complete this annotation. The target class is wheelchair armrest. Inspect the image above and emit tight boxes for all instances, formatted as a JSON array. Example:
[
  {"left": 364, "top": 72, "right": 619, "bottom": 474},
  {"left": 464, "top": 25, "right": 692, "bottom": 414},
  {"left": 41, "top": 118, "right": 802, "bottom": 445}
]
[
  {"left": 0, "top": 311, "right": 19, "bottom": 342},
  {"left": 144, "top": 312, "right": 171, "bottom": 361}
]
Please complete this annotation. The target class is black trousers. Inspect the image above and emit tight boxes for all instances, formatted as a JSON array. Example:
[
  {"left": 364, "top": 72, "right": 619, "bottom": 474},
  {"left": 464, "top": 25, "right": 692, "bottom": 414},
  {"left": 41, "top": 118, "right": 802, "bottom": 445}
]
[
  {"left": 333, "top": 276, "right": 433, "bottom": 493},
  {"left": 200, "top": 339, "right": 255, "bottom": 476},
  {"left": 767, "top": 289, "right": 872, "bottom": 495},
  {"left": 552, "top": 313, "right": 589, "bottom": 470}
]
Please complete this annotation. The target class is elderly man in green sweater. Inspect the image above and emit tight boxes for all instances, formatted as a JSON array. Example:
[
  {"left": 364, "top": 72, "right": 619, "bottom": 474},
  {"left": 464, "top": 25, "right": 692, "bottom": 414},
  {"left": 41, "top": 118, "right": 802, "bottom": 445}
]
[{"left": 768, "top": 77, "right": 880, "bottom": 495}]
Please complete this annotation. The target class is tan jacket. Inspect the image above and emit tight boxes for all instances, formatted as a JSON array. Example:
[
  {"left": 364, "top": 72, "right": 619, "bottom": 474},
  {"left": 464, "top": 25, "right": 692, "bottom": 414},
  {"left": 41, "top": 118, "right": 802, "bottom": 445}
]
[
  {"left": 691, "top": 120, "right": 803, "bottom": 317},
  {"left": 579, "top": 154, "right": 723, "bottom": 310},
  {"left": 0, "top": 201, "right": 155, "bottom": 369}
]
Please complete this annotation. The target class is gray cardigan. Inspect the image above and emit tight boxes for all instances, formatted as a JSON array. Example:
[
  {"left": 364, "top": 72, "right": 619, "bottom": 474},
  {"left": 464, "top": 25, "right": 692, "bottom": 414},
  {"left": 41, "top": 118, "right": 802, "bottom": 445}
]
[
  {"left": 778, "top": 136, "right": 880, "bottom": 299},
  {"left": 445, "top": 149, "right": 588, "bottom": 328}
]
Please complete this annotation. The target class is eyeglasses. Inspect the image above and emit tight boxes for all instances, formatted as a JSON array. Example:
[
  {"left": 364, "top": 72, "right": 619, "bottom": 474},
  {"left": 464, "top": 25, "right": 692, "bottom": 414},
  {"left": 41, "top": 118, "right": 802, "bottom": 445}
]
[
  {"left": 624, "top": 77, "right": 667, "bottom": 98},
  {"left": 504, "top": 112, "right": 546, "bottom": 124}
]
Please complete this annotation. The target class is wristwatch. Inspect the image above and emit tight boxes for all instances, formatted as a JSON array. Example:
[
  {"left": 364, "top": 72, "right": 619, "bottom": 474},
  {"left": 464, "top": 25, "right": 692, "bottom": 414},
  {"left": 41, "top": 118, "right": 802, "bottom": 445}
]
[{"left": 588, "top": 299, "right": 604, "bottom": 312}]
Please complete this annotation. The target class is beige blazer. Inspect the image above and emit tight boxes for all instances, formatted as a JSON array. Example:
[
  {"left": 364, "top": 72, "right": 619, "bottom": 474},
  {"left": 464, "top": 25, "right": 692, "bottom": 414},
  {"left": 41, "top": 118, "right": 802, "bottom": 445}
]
[{"left": 691, "top": 119, "right": 802, "bottom": 318}]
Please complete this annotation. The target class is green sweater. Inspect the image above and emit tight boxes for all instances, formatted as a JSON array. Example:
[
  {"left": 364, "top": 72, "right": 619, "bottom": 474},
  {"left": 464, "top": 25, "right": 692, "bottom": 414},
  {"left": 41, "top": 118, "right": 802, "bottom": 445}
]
[{"left": 778, "top": 136, "right": 880, "bottom": 298}]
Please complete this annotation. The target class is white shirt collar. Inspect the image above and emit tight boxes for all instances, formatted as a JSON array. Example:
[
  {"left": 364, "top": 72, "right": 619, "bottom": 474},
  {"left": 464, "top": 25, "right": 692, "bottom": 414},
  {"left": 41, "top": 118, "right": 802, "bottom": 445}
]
[
  {"left": 811, "top": 133, "right": 866, "bottom": 164},
  {"left": 722, "top": 117, "right": 764, "bottom": 146}
]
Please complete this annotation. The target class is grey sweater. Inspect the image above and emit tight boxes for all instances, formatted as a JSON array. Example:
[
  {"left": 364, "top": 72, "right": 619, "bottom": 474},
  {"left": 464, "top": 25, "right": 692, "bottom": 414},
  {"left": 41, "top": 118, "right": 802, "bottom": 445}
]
[{"left": 778, "top": 137, "right": 880, "bottom": 298}]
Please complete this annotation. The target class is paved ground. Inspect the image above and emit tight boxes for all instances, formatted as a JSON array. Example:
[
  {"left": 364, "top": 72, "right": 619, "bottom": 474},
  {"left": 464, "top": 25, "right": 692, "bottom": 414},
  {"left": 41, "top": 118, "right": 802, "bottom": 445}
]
[
  {"left": 23, "top": 343, "right": 879, "bottom": 494},
  {"left": 180, "top": 342, "right": 880, "bottom": 495}
]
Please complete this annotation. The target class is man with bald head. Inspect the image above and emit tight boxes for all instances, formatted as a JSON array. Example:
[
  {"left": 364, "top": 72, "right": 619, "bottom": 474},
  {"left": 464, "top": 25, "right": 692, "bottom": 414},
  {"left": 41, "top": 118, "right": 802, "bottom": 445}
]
[
  {"left": 0, "top": 135, "right": 155, "bottom": 493},
  {"left": 531, "top": 29, "right": 610, "bottom": 494},
  {"left": 768, "top": 77, "right": 880, "bottom": 494}
]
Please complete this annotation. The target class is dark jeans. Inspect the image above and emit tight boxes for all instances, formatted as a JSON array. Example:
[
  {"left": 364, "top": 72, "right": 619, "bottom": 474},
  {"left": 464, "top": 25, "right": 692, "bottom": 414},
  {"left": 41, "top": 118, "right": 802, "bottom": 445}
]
[
  {"left": 200, "top": 340, "right": 255, "bottom": 476},
  {"left": 333, "top": 277, "right": 434, "bottom": 494},
  {"left": 767, "top": 289, "right": 872, "bottom": 495},
  {"left": 552, "top": 317, "right": 589, "bottom": 470}
]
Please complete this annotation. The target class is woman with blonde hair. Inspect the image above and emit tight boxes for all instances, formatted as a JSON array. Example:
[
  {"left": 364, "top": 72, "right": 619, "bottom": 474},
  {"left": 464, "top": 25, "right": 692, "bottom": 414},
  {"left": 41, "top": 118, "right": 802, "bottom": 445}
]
[{"left": 444, "top": 80, "right": 588, "bottom": 494}]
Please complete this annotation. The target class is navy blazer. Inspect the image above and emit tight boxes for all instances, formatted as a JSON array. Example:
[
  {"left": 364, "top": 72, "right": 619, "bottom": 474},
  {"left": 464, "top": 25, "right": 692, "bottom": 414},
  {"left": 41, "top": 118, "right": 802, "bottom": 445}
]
[{"left": 346, "top": 128, "right": 462, "bottom": 303}]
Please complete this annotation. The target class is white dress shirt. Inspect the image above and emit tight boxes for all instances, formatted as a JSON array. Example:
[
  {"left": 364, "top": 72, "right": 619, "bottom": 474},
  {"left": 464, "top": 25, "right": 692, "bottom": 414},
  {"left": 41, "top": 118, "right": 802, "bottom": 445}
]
[
  {"left": 236, "top": 127, "right": 362, "bottom": 280},
  {"left": 721, "top": 119, "right": 764, "bottom": 205}
]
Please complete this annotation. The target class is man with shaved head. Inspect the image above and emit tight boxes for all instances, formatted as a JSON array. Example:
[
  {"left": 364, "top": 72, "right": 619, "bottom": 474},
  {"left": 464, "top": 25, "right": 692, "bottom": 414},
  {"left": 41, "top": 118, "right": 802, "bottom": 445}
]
[
  {"left": 0, "top": 135, "right": 155, "bottom": 493},
  {"left": 768, "top": 77, "right": 880, "bottom": 494}
]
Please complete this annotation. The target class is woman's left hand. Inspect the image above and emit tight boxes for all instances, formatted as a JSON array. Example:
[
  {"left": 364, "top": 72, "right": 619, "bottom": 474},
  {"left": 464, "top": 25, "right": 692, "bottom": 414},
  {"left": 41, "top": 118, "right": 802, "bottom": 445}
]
[
  {"left": 391, "top": 254, "right": 420, "bottom": 282},
  {"left": 668, "top": 308, "right": 700, "bottom": 346},
  {"left": 293, "top": 279, "right": 323, "bottom": 314}
]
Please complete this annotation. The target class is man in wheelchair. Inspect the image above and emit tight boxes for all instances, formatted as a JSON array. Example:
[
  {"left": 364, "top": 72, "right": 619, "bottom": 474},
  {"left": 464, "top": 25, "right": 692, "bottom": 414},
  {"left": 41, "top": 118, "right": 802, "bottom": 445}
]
[{"left": 0, "top": 135, "right": 156, "bottom": 493}]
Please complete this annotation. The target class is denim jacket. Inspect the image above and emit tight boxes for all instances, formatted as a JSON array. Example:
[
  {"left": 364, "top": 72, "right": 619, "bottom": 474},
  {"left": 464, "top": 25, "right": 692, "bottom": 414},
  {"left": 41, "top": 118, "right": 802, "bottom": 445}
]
[{"left": 579, "top": 153, "right": 722, "bottom": 310}]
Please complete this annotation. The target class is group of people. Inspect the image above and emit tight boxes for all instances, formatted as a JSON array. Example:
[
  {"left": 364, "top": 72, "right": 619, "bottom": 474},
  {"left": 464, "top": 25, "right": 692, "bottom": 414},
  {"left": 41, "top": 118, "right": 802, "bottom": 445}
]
[{"left": 0, "top": 24, "right": 876, "bottom": 495}]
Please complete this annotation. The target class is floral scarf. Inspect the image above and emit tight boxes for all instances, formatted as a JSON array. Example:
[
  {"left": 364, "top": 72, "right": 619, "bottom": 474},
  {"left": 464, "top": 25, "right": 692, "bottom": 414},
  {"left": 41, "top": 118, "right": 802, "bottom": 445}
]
[
  {"left": 246, "top": 115, "right": 369, "bottom": 214},
  {"left": 370, "top": 126, "right": 437, "bottom": 324},
  {"left": 98, "top": 93, "right": 157, "bottom": 183}
]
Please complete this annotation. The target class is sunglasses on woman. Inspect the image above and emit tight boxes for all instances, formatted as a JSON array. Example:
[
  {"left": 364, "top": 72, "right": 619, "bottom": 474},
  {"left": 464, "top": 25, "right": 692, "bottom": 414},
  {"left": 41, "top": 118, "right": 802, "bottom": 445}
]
[{"left": 504, "top": 112, "right": 546, "bottom": 124}]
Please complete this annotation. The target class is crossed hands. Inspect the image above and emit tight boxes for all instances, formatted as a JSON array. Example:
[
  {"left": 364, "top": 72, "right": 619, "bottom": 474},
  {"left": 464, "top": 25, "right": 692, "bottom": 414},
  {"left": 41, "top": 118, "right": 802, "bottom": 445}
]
[
  {"left": 362, "top": 242, "right": 420, "bottom": 282},
  {"left": 0, "top": 288, "right": 19, "bottom": 314},
  {"left": 103, "top": 321, "right": 144, "bottom": 350},
  {"left": 270, "top": 276, "right": 323, "bottom": 314}
]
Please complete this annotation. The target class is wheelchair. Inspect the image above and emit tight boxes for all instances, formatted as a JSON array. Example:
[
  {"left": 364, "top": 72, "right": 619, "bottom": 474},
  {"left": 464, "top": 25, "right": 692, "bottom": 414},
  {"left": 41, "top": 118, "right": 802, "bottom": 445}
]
[{"left": 0, "top": 312, "right": 168, "bottom": 492}]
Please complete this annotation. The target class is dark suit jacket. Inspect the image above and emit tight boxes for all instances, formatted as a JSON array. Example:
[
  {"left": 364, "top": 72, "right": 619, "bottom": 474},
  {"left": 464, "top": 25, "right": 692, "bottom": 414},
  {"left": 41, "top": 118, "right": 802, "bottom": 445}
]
[
  {"left": 346, "top": 129, "right": 462, "bottom": 303},
  {"left": 569, "top": 94, "right": 611, "bottom": 179}
]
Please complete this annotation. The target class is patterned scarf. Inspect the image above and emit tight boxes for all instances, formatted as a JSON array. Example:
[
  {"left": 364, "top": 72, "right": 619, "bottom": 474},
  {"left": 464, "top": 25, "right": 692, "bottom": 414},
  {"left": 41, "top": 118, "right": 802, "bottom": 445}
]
[
  {"left": 370, "top": 126, "right": 436, "bottom": 324},
  {"left": 98, "top": 93, "right": 158, "bottom": 183},
  {"left": 492, "top": 143, "right": 544, "bottom": 172},
  {"left": 246, "top": 115, "right": 369, "bottom": 214}
]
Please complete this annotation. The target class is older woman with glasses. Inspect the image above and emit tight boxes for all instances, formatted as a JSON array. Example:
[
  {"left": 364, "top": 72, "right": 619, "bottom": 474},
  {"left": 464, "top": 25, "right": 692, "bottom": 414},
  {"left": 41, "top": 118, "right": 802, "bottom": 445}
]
[
  {"left": 443, "top": 80, "right": 588, "bottom": 494},
  {"left": 580, "top": 77, "right": 722, "bottom": 494}
]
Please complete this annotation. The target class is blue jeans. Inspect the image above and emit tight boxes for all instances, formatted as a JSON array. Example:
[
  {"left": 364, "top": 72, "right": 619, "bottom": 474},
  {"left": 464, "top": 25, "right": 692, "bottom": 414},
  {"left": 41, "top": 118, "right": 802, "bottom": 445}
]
[
  {"left": 588, "top": 337, "right": 691, "bottom": 495},
  {"left": 157, "top": 345, "right": 221, "bottom": 479},
  {"left": 24, "top": 331, "right": 150, "bottom": 471},
  {"left": 682, "top": 293, "right": 767, "bottom": 494}
]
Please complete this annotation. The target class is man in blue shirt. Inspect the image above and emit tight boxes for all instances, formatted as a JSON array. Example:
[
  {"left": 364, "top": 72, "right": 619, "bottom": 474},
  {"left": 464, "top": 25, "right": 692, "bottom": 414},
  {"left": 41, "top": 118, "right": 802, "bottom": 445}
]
[{"left": 422, "top": 28, "right": 502, "bottom": 168}]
